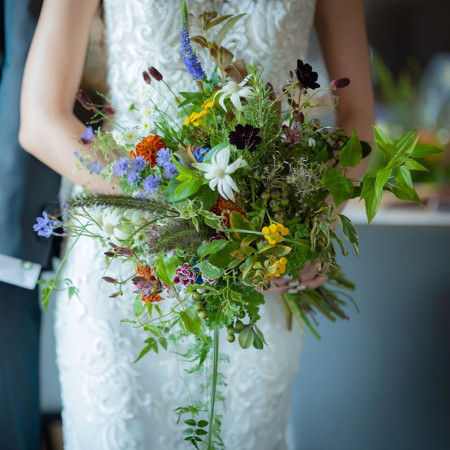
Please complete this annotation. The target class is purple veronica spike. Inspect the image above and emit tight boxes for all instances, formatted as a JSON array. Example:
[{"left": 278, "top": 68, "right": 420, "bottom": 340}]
[{"left": 180, "top": 2, "right": 206, "bottom": 80}]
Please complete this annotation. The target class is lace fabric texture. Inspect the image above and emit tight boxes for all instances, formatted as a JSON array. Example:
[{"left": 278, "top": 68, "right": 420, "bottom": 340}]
[{"left": 55, "top": 1, "right": 315, "bottom": 448}]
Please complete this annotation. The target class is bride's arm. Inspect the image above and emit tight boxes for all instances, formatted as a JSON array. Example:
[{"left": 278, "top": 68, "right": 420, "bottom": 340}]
[
  {"left": 315, "top": 0, "right": 376, "bottom": 179},
  {"left": 19, "top": 0, "right": 116, "bottom": 193}
]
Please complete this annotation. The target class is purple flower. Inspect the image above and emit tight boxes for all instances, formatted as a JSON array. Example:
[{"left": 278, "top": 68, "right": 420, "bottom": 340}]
[
  {"left": 132, "top": 156, "right": 146, "bottom": 172},
  {"left": 142, "top": 175, "right": 162, "bottom": 195},
  {"left": 156, "top": 148, "right": 172, "bottom": 166},
  {"left": 180, "top": 2, "right": 206, "bottom": 80},
  {"left": 113, "top": 157, "right": 131, "bottom": 177},
  {"left": 81, "top": 126, "right": 94, "bottom": 144},
  {"left": 87, "top": 160, "right": 105, "bottom": 174},
  {"left": 163, "top": 162, "right": 178, "bottom": 179},
  {"left": 192, "top": 147, "right": 210, "bottom": 162},
  {"left": 126, "top": 170, "right": 141, "bottom": 187},
  {"left": 33, "top": 212, "right": 55, "bottom": 238}
]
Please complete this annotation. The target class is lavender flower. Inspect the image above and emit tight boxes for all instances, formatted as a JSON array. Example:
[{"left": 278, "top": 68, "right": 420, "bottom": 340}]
[
  {"left": 126, "top": 171, "right": 141, "bottom": 187},
  {"left": 86, "top": 160, "right": 105, "bottom": 174},
  {"left": 163, "top": 162, "right": 178, "bottom": 179},
  {"left": 113, "top": 157, "right": 131, "bottom": 177},
  {"left": 132, "top": 156, "right": 147, "bottom": 172},
  {"left": 156, "top": 148, "right": 172, "bottom": 166},
  {"left": 180, "top": 2, "right": 206, "bottom": 80},
  {"left": 142, "top": 175, "right": 162, "bottom": 195},
  {"left": 33, "top": 212, "right": 56, "bottom": 238}
]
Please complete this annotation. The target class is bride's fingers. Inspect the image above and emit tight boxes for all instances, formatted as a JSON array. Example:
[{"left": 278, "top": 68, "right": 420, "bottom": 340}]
[
  {"left": 298, "top": 261, "right": 317, "bottom": 282},
  {"left": 300, "top": 275, "right": 329, "bottom": 290}
]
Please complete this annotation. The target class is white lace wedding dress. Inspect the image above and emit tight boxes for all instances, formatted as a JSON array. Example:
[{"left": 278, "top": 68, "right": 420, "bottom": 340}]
[{"left": 55, "top": 1, "right": 316, "bottom": 449}]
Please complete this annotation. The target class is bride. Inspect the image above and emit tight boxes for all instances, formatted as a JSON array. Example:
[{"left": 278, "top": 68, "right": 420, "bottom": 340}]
[{"left": 20, "top": 0, "right": 374, "bottom": 448}]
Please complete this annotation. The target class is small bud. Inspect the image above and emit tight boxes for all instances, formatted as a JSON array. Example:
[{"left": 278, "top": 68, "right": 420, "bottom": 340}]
[
  {"left": 148, "top": 66, "right": 163, "bottom": 81},
  {"left": 103, "top": 104, "right": 115, "bottom": 116},
  {"left": 109, "top": 292, "right": 121, "bottom": 298},
  {"left": 132, "top": 276, "right": 147, "bottom": 283},
  {"left": 104, "top": 251, "right": 116, "bottom": 258},
  {"left": 142, "top": 71, "right": 151, "bottom": 84},
  {"left": 265, "top": 82, "right": 276, "bottom": 101},
  {"left": 102, "top": 276, "right": 117, "bottom": 284},
  {"left": 331, "top": 78, "right": 350, "bottom": 90},
  {"left": 75, "top": 89, "right": 95, "bottom": 111}
]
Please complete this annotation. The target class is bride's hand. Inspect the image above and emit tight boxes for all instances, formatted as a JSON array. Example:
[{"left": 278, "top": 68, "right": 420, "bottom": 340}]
[{"left": 264, "top": 260, "right": 329, "bottom": 294}]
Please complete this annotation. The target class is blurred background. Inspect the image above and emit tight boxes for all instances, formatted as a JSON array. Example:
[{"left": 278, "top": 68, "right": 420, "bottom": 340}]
[{"left": 39, "top": 0, "right": 450, "bottom": 448}]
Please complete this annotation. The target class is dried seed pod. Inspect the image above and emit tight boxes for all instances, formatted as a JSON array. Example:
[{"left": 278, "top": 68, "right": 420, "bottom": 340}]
[{"left": 102, "top": 276, "right": 117, "bottom": 284}]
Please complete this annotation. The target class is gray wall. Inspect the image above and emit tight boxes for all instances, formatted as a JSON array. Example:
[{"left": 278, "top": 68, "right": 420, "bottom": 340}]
[{"left": 292, "top": 226, "right": 450, "bottom": 450}]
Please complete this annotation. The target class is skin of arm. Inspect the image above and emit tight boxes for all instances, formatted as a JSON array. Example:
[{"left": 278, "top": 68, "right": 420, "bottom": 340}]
[
  {"left": 269, "top": 0, "right": 376, "bottom": 292},
  {"left": 19, "top": 0, "right": 116, "bottom": 193}
]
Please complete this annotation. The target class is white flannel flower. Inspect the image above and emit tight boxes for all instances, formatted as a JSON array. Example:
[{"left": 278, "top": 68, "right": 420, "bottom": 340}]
[
  {"left": 101, "top": 208, "right": 122, "bottom": 240},
  {"left": 308, "top": 138, "right": 316, "bottom": 147},
  {"left": 214, "top": 76, "right": 255, "bottom": 111},
  {"left": 193, "top": 146, "right": 244, "bottom": 201},
  {"left": 140, "top": 116, "right": 154, "bottom": 135},
  {"left": 123, "top": 128, "right": 139, "bottom": 145},
  {"left": 111, "top": 129, "right": 124, "bottom": 146}
]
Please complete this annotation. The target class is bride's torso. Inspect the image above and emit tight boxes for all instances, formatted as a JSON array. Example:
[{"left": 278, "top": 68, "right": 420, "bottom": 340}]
[
  {"left": 103, "top": 0, "right": 316, "bottom": 121},
  {"left": 56, "top": 2, "right": 316, "bottom": 449}
]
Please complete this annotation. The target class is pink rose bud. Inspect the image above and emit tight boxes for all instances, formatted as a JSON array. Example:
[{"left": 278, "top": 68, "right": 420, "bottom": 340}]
[
  {"left": 331, "top": 78, "right": 350, "bottom": 90},
  {"left": 143, "top": 71, "right": 151, "bottom": 84},
  {"left": 148, "top": 66, "right": 163, "bottom": 81}
]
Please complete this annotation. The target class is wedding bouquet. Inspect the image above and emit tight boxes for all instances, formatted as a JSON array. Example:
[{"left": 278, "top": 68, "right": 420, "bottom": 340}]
[{"left": 36, "top": 3, "right": 441, "bottom": 448}]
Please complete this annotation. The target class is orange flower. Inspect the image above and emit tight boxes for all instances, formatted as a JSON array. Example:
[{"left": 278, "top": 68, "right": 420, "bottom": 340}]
[
  {"left": 142, "top": 293, "right": 163, "bottom": 303},
  {"left": 211, "top": 197, "right": 246, "bottom": 228},
  {"left": 131, "top": 135, "right": 166, "bottom": 167},
  {"left": 137, "top": 265, "right": 156, "bottom": 280}
]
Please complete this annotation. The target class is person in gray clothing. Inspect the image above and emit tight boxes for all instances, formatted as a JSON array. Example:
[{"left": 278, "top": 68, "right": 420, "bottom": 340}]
[{"left": 0, "top": 0, "right": 60, "bottom": 448}]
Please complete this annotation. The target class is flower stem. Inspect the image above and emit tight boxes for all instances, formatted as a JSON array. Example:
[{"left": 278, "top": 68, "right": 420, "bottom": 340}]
[{"left": 207, "top": 320, "right": 220, "bottom": 449}]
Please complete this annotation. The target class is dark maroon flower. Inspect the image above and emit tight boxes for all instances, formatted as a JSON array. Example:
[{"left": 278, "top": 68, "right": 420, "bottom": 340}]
[
  {"left": 295, "top": 59, "right": 320, "bottom": 90},
  {"left": 148, "top": 66, "right": 163, "bottom": 81},
  {"left": 143, "top": 71, "right": 151, "bottom": 84},
  {"left": 229, "top": 124, "right": 262, "bottom": 152},
  {"left": 282, "top": 121, "right": 302, "bottom": 148},
  {"left": 103, "top": 104, "right": 115, "bottom": 116},
  {"left": 75, "top": 89, "right": 95, "bottom": 111},
  {"left": 331, "top": 78, "right": 350, "bottom": 90},
  {"left": 265, "top": 82, "right": 276, "bottom": 101}
]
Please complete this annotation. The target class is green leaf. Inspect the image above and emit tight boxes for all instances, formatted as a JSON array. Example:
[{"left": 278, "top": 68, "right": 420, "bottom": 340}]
[
  {"left": 338, "top": 214, "right": 359, "bottom": 257},
  {"left": 200, "top": 210, "right": 222, "bottom": 230},
  {"left": 320, "top": 168, "right": 355, "bottom": 206},
  {"left": 174, "top": 178, "right": 203, "bottom": 200},
  {"left": 197, "top": 420, "right": 208, "bottom": 428},
  {"left": 144, "top": 323, "right": 162, "bottom": 337},
  {"left": 133, "top": 294, "right": 145, "bottom": 317},
  {"left": 195, "top": 261, "right": 224, "bottom": 280},
  {"left": 252, "top": 331, "right": 264, "bottom": 349},
  {"left": 339, "top": 128, "right": 362, "bottom": 167},
  {"left": 205, "top": 14, "right": 233, "bottom": 29},
  {"left": 184, "top": 419, "right": 197, "bottom": 426},
  {"left": 179, "top": 309, "right": 208, "bottom": 343},
  {"left": 135, "top": 343, "right": 153, "bottom": 362},
  {"left": 360, "top": 173, "right": 378, "bottom": 223},
  {"left": 373, "top": 126, "right": 396, "bottom": 159},
  {"left": 164, "top": 177, "right": 183, "bottom": 203},
  {"left": 195, "top": 429, "right": 208, "bottom": 436},
  {"left": 396, "top": 166, "right": 413, "bottom": 189},
  {"left": 155, "top": 254, "right": 179, "bottom": 286},
  {"left": 229, "top": 211, "right": 253, "bottom": 240},
  {"left": 240, "top": 255, "right": 257, "bottom": 278},
  {"left": 202, "top": 142, "right": 228, "bottom": 163},
  {"left": 411, "top": 144, "right": 443, "bottom": 158},
  {"left": 238, "top": 325, "right": 254, "bottom": 349},
  {"left": 208, "top": 241, "right": 240, "bottom": 268},
  {"left": 197, "top": 239, "right": 229, "bottom": 259},
  {"left": 216, "top": 14, "right": 246, "bottom": 45},
  {"left": 404, "top": 158, "right": 429, "bottom": 172},
  {"left": 253, "top": 324, "right": 267, "bottom": 344},
  {"left": 178, "top": 91, "right": 206, "bottom": 108},
  {"left": 196, "top": 185, "right": 219, "bottom": 210},
  {"left": 375, "top": 168, "right": 392, "bottom": 193}
]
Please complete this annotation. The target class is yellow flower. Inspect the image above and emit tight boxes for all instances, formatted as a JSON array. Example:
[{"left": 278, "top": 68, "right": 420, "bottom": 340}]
[
  {"left": 184, "top": 104, "right": 213, "bottom": 127},
  {"left": 262, "top": 223, "right": 289, "bottom": 245},
  {"left": 201, "top": 100, "right": 214, "bottom": 110},
  {"left": 265, "top": 257, "right": 288, "bottom": 279}
]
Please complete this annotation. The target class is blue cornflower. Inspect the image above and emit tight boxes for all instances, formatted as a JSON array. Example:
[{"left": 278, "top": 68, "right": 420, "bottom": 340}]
[
  {"left": 127, "top": 170, "right": 141, "bottom": 187},
  {"left": 33, "top": 211, "right": 54, "bottom": 238},
  {"left": 86, "top": 160, "right": 105, "bottom": 175},
  {"left": 180, "top": 2, "right": 206, "bottom": 80},
  {"left": 113, "top": 157, "right": 131, "bottom": 177},
  {"left": 132, "top": 156, "right": 147, "bottom": 172},
  {"left": 142, "top": 175, "right": 162, "bottom": 195},
  {"left": 81, "top": 126, "right": 94, "bottom": 144},
  {"left": 156, "top": 148, "right": 172, "bottom": 166},
  {"left": 192, "top": 146, "right": 210, "bottom": 162},
  {"left": 163, "top": 162, "right": 178, "bottom": 179}
]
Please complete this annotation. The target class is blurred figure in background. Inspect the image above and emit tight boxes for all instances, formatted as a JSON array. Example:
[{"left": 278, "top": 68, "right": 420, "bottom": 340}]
[{"left": 0, "top": 0, "right": 60, "bottom": 448}]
